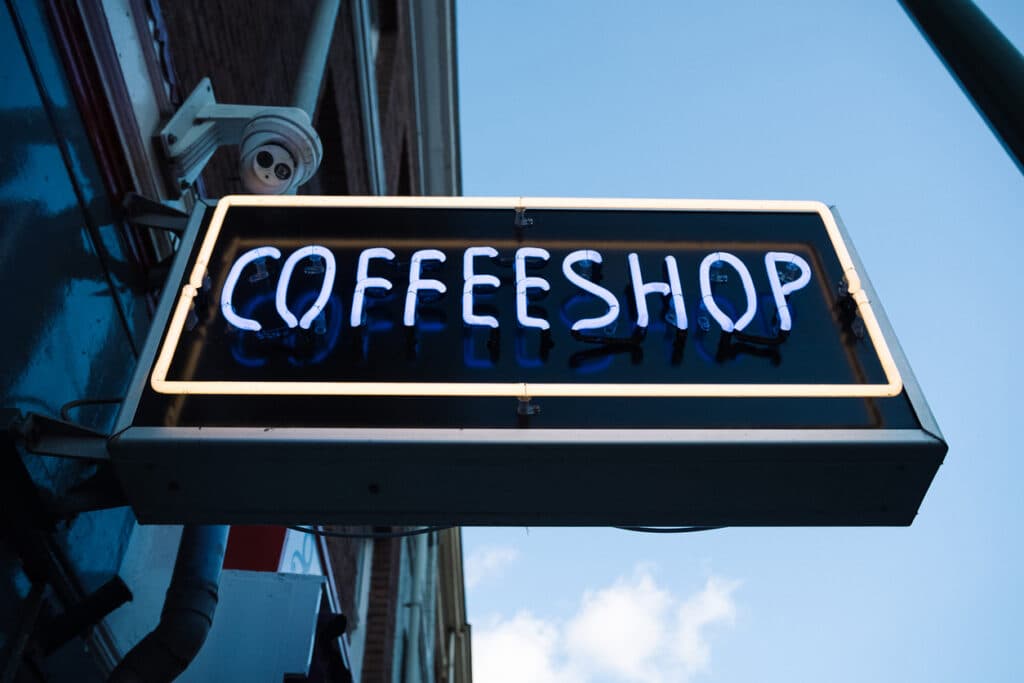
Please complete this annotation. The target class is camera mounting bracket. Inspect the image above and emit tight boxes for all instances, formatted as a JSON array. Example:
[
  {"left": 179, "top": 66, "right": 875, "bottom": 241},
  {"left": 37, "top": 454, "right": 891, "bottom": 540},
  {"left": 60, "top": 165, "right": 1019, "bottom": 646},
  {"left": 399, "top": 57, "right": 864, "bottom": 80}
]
[{"left": 157, "top": 78, "right": 323, "bottom": 195}]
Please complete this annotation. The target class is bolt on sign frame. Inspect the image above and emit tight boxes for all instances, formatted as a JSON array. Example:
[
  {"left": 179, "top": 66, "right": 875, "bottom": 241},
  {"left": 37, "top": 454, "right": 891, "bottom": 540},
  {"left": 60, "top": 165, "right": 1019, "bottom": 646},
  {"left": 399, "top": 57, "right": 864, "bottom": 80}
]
[{"left": 109, "top": 196, "right": 946, "bottom": 526}]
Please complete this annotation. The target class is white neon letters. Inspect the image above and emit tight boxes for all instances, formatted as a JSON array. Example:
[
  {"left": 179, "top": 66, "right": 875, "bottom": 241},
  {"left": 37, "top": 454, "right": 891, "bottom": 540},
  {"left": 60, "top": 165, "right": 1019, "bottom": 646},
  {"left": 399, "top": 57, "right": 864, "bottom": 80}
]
[
  {"left": 463, "top": 246, "right": 500, "bottom": 328},
  {"left": 515, "top": 247, "right": 551, "bottom": 330},
  {"left": 699, "top": 252, "right": 757, "bottom": 333},
  {"left": 275, "top": 245, "right": 336, "bottom": 329},
  {"left": 765, "top": 251, "right": 812, "bottom": 332},
  {"left": 351, "top": 247, "right": 395, "bottom": 327},
  {"left": 404, "top": 249, "right": 447, "bottom": 327},
  {"left": 562, "top": 250, "right": 620, "bottom": 332},
  {"left": 221, "top": 246, "right": 281, "bottom": 331},
  {"left": 221, "top": 245, "right": 813, "bottom": 338},
  {"left": 664, "top": 256, "right": 688, "bottom": 330},
  {"left": 627, "top": 253, "right": 686, "bottom": 330}
]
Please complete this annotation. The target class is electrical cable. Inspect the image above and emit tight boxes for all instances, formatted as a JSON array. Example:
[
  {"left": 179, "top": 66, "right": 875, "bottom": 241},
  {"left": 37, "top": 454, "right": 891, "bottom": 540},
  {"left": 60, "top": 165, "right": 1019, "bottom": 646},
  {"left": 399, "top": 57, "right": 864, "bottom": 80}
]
[
  {"left": 288, "top": 528, "right": 720, "bottom": 536},
  {"left": 286, "top": 525, "right": 451, "bottom": 539},
  {"left": 615, "top": 525, "right": 727, "bottom": 534},
  {"left": 291, "top": 525, "right": 724, "bottom": 538},
  {"left": 59, "top": 397, "right": 124, "bottom": 423}
]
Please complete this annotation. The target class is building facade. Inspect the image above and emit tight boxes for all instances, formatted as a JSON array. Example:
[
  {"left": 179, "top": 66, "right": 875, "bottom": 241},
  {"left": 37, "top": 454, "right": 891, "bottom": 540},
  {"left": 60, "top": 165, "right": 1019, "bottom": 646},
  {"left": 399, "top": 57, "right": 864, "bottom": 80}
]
[{"left": 1, "top": 1, "right": 467, "bottom": 680}]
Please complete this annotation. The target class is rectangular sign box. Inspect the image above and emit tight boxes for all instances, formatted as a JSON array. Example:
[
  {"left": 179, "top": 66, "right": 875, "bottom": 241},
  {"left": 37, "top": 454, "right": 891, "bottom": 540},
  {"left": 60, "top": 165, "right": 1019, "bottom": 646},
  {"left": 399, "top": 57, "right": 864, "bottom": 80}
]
[{"left": 110, "top": 197, "right": 946, "bottom": 526}]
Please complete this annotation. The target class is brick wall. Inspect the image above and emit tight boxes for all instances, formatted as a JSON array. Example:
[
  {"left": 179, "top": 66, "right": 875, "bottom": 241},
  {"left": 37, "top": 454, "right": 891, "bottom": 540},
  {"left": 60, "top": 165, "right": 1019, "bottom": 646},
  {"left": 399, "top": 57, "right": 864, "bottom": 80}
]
[
  {"left": 361, "top": 536, "right": 402, "bottom": 683},
  {"left": 158, "top": 0, "right": 380, "bottom": 197}
]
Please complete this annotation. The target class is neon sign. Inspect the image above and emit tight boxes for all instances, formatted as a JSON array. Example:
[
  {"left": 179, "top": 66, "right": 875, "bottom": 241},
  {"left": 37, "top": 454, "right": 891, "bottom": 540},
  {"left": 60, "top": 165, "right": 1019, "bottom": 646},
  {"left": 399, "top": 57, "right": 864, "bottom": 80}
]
[
  {"left": 115, "top": 196, "right": 945, "bottom": 529},
  {"left": 149, "top": 196, "right": 902, "bottom": 399},
  {"left": 220, "top": 245, "right": 810, "bottom": 337}
]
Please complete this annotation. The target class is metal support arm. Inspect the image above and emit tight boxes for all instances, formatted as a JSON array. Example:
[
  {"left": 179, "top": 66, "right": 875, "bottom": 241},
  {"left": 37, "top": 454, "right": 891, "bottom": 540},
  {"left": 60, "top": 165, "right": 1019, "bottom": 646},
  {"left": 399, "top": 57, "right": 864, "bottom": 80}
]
[
  {"left": 901, "top": 0, "right": 1024, "bottom": 174},
  {"left": 157, "top": 78, "right": 323, "bottom": 195}
]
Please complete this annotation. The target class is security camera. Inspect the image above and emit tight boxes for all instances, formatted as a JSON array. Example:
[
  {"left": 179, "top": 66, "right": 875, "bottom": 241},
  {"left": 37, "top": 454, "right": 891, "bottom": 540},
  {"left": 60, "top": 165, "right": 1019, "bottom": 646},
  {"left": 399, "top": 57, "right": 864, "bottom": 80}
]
[
  {"left": 159, "top": 79, "right": 323, "bottom": 196},
  {"left": 241, "top": 143, "right": 295, "bottom": 193},
  {"left": 238, "top": 114, "right": 322, "bottom": 195}
]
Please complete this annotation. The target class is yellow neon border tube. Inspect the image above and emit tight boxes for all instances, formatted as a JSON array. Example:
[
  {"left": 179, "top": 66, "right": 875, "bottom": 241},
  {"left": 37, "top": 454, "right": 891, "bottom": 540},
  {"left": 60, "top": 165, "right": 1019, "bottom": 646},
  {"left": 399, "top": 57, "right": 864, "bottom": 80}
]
[{"left": 151, "top": 196, "right": 902, "bottom": 399}]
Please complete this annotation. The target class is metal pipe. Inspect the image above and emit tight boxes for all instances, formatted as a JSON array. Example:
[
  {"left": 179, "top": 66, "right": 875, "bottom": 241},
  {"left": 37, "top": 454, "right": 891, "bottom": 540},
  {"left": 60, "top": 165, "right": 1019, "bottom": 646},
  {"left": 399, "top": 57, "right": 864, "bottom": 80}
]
[
  {"left": 446, "top": 629, "right": 456, "bottom": 683},
  {"left": 352, "top": 0, "right": 387, "bottom": 194},
  {"left": 108, "top": 525, "right": 230, "bottom": 683},
  {"left": 900, "top": 0, "right": 1024, "bottom": 174},
  {"left": 402, "top": 532, "right": 430, "bottom": 683},
  {"left": 292, "top": 0, "right": 341, "bottom": 118}
]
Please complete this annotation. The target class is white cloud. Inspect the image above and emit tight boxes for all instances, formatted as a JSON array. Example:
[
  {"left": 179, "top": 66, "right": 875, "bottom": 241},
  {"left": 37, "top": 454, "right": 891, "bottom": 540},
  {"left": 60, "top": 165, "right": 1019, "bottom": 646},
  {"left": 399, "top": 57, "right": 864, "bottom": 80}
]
[
  {"left": 673, "top": 576, "right": 741, "bottom": 677},
  {"left": 565, "top": 566, "right": 672, "bottom": 682},
  {"left": 472, "top": 567, "right": 740, "bottom": 683},
  {"left": 466, "top": 545, "right": 520, "bottom": 590},
  {"left": 473, "top": 612, "right": 581, "bottom": 683}
]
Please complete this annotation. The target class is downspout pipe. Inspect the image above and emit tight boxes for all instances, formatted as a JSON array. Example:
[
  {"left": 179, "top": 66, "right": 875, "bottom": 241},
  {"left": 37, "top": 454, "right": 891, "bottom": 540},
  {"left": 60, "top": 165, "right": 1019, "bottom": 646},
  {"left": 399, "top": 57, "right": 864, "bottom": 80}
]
[
  {"left": 402, "top": 532, "right": 430, "bottom": 683},
  {"left": 109, "top": 525, "right": 230, "bottom": 682},
  {"left": 292, "top": 0, "right": 341, "bottom": 119}
]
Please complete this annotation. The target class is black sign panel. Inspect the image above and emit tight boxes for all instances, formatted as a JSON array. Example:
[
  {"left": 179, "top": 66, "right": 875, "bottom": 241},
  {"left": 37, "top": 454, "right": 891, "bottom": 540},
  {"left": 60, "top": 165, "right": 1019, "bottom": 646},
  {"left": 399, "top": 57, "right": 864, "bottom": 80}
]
[
  {"left": 114, "top": 198, "right": 944, "bottom": 526},
  {"left": 138, "top": 197, "right": 906, "bottom": 425}
]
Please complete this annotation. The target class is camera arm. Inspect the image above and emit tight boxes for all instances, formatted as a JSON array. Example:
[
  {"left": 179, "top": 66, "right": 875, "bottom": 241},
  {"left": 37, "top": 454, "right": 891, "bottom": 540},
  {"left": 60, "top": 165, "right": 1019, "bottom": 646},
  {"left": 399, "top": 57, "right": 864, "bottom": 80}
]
[{"left": 157, "top": 78, "right": 323, "bottom": 195}]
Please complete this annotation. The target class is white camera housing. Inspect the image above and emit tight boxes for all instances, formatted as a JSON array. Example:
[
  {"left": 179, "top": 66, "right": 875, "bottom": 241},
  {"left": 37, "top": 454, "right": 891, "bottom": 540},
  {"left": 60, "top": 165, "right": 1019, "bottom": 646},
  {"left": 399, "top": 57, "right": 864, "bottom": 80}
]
[
  {"left": 159, "top": 78, "right": 323, "bottom": 195},
  {"left": 242, "top": 143, "right": 295, "bottom": 193},
  {"left": 238, "top": 114, "right": 322, "bottom": 194}
]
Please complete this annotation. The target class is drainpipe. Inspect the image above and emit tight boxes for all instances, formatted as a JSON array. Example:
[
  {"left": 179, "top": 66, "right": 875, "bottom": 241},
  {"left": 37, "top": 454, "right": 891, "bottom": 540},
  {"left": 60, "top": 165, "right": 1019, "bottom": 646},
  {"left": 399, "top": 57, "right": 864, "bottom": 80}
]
[
  {"left": 402, "top": 532, "right": 430, "bottom": 683},
  {"left": 292, "top": 0, "right": 341, "bottom": 119},
  {"left": 109, "top": 525, "right": 230, "bottom": 682}
]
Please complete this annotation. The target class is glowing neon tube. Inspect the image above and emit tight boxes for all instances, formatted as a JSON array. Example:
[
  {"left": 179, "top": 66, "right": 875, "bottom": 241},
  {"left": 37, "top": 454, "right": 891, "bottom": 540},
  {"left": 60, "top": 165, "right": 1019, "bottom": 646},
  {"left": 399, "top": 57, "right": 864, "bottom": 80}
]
[
  {"left": 221, "top": 246, "right": 281, "bottom": 331},
  {"left": 463, "top": 246, "right": 500, "bottom": 328},
  {"left": 627, "top": 252, "right": 670, "bottom": 329},
  {"left": 404, "top": 249, "right": 447, "bottom": 327},
  {"left": 562, "top": 250, "right": 620, "bottom": 332},
  {"left": 515, "top": 247, "right": 550, "bottom": 330},
  {"left": 698, "top": 252, "right": 757, "bottom": 333},
  {"left": 274, "top": 245, "right": 337, "bottom": 329},
  {"left": 764, "top": 251, "right": 812, "bottom": 332},
  {"left": 351, "top": 247, "right": 395, "bottom": 327},
  {"left": 664, "top": 255, "right": 688, "bottom": 330}
]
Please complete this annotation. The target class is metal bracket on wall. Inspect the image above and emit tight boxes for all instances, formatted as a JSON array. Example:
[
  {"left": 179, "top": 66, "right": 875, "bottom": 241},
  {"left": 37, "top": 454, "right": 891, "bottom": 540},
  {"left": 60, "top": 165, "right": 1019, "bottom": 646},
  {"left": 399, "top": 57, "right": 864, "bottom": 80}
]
[
  {"left": 157, "top": 77, "right": 322, "bottom": 196},
  {"left": 3, "top": 410, "right": 126, "bottom": 522},
  {"left": 122, "top": 192, "right": 191, "bottom": 289},
  {"left": 17, "top": 412, "right": 110, "bottom": 462},
  {"left": 123, "top": 191, "right": 190, "bottom": 236},
  {"left": 1, "top": 413, "right": 131, "bottom": 679}
]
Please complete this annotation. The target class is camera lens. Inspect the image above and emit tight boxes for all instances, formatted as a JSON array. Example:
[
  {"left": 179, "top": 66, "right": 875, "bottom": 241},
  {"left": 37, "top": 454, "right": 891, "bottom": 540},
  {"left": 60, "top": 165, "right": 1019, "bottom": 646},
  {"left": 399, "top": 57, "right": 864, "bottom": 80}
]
[
  {"left": 256, "top": 151, "right": 274, "bottom": 168},
  {"left": 274, "top": 163, "right": 292, "bottom": 180}
]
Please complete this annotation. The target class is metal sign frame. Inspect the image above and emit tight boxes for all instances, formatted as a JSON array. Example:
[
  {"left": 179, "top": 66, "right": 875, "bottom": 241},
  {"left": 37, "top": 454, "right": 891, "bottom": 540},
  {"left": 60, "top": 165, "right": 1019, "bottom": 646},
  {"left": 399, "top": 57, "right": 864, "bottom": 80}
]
[
  {"left": 151, "top": 196, "right": 902, "bottom": 399},
  {"left": 109, "top": 197, "right": 945, "bottom": 527}
]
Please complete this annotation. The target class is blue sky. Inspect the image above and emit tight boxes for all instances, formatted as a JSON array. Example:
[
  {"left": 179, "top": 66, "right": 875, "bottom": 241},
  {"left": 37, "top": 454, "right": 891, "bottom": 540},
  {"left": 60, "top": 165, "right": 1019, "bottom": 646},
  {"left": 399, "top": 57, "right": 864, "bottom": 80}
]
[{"left": 456, "top": 2, "right": 1024, "bottom": 681}]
